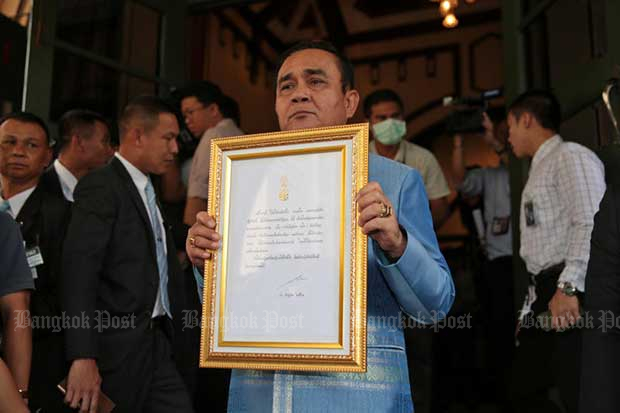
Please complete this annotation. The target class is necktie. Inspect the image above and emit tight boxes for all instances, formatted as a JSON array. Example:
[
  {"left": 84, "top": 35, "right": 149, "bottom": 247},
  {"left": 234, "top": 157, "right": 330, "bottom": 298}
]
[
  {"left": 144, "top": 180, "right": 171, "bottom": 318},
  {"left": 0, "top": 200, "right": 12, "bottom": 216}
]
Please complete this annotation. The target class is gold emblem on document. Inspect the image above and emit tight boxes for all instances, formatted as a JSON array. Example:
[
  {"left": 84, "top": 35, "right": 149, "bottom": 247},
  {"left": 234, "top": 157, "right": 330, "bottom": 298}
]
[{"left": 279, "top": 176, "right": 289, "bottom": 201}]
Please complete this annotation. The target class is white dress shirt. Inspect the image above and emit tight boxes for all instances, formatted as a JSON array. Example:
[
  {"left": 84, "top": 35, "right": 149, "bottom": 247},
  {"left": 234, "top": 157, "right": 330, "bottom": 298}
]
[
  {"left": 115, "top": 153, "right": 168, "bottom": 317},
  {"left": 0, "top": 186, "right": 36, "bottom": 218},
  {"left": 187, "top": 118, "right": 243, "bottom": 199},
  {"left": 370, "top": 140, "right": 451, "bottom": 200},
  {"left": 519, "top": 135, "right": 605, "bottom": 291},
  {"left": 53, "top": 159, "right": 78, "bottom": 202}
]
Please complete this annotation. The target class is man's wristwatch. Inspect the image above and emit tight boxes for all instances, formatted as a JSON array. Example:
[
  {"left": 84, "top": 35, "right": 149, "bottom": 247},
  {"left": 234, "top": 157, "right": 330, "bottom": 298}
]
[{"left": 557, "top": 281, "right": 578, "bottom": 296}]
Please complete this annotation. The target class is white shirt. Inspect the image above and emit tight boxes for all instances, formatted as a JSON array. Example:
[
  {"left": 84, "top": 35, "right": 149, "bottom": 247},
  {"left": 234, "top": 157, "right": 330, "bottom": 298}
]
[
  {"left": 0, "top": 186, "right": 36, "bottom": 218},
  {"left": 115, "top": 153, "right": 168, "bottom": 317},
  {"left": 519, "top": 135, "right": 605, "bottom": 291},
  {"left": 370, "top": 140, "right": 451, "bottom": 200},
  {"left": 53, "top": 159, "right": 78, "bottom": 202},
  {"left": 187, "top": 118, "right": 243, "bottom": 198}
]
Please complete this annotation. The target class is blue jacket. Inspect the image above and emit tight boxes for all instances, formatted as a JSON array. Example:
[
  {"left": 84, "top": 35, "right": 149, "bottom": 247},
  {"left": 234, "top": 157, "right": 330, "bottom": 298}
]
[{"left": 196, "top": 153, "right": 455, "bottom": 412}]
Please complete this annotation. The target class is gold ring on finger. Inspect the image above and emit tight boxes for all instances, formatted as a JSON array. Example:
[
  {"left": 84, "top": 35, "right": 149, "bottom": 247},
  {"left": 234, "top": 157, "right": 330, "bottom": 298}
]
[
  {"left": 379, "top": 202, "right": 392, "bottom": 218},
  {"left": 379, "top": 202, "right": 387, "bottom": 217}
]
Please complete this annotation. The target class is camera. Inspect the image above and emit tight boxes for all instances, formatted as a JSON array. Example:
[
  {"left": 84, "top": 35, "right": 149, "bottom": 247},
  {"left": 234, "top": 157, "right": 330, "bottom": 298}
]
[{"left": 443, "top": 88, "right": 503, "bottom": 134}]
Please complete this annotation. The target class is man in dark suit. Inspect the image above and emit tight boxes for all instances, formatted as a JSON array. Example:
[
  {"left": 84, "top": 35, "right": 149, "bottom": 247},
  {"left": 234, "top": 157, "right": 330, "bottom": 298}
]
[
  {"left": 580, "top": 183, "right": 619, "bottom": 413},
  {"left": 42, "top": 109, "right": 113, "bottom": 202},
  {"left": 61, "top": 96, "right": 194, "bottom": 413},
  {"left": 0, "top": 112, "right": 71, "bottom": 411}
]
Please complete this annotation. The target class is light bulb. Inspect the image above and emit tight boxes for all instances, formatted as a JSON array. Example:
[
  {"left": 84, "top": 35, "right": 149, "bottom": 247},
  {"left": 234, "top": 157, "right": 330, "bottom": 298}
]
[
  {"left": 439, "top": 0, "right": 452, "bottom": 14},
  {"left": 443, "top": 13, "right": 458, "bottom": 28}
]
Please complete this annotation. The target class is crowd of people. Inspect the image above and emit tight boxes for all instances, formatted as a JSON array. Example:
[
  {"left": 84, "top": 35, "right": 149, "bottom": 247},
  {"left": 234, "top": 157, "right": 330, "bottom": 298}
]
[{"left": 0, "top": 39, "right": 616, "bottom": 413}]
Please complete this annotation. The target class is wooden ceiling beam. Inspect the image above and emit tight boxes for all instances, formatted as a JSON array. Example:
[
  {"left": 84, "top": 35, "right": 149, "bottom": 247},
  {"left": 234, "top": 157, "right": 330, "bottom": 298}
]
[
  {"left": 237, "top": 5, "right": 286, "bottom": 53},
  {"left": 345, "top": 9, "right": 501, "bottom": 46}
]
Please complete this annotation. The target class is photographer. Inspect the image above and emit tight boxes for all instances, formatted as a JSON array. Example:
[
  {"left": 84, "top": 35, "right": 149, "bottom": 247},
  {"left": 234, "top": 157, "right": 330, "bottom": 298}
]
[{"left": 452, "top": 111, "right": 514, "bottom": 407}]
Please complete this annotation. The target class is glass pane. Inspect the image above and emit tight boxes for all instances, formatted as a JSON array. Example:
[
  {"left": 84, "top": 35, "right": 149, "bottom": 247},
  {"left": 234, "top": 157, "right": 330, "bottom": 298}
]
[
  {"left": 523, "top": 19, "right": 549, "bottom": 89},
  {"left": 50, "top": 49, "right": 120, "bottom": 120},
  {"left": 56, "top": 0, "right": 125, "bottom": 61},
  {"left": 50, "top": 49, "right": 157, "bottom": 122},
  {"left": 56, "top": 0, "right": 161, "bottom": 76},
  {"left": 119, "top": 1, "right": 161, "bottom": 75},
  {"left": 0, "top": 12, "right": 28, "bottom": 107},
  {"left": 521, "top": 0, "right": 534, "bottom": 15},
  {"left": 560, "top": 105, "right": 598, "bottom": 150},
  {"left": 546, "top": 0, "right": 593, "bottom": 89}
]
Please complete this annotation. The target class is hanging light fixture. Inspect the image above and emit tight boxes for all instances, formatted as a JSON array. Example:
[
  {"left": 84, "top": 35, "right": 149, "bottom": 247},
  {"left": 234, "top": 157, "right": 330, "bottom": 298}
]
[
  {"left": 442, "top": 13, "right": 458, "bottom": 28},
  {"left": 439, "top": 0, "right": 452, "bottom": 16},
  {"left": 431, "top": 0, "right": 460, "bottom": 28}
]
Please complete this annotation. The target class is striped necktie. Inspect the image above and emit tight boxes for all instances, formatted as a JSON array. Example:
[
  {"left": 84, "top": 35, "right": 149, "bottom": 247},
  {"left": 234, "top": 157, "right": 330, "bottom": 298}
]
[{"left": 144, "top": 179, "right": 171, "bottom": 318}]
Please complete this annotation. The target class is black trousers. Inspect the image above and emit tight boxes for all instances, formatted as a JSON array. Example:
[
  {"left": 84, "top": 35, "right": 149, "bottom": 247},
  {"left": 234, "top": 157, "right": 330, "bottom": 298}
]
[
  {"left": 480, "top": 255, "right": 515, "bottom": 404},
  {"left": 511, "top": 265, "right": 582, "bottom": 413},
  {"left": 101, "top": 318, "right": 194, "bottom": 413},
  {"left": 28, "top": 333, "right": 73, "bottom": 412},
  {"left": 404, "top": 325, "right": 434, "bottom": 413}
]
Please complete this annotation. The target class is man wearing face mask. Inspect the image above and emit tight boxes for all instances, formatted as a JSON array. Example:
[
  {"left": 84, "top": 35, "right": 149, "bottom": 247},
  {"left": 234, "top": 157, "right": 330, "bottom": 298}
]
[
  {"left": 365, "top": 89, "right": 451, "bottom": 228},
  {"left": 365, "top": 89, "right": 450, "bottom": 413}
]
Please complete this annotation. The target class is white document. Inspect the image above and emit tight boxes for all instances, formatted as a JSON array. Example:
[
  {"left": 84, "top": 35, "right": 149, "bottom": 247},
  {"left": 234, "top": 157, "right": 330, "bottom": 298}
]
[{"left": 221, "top": 147, "right": 345, "bottom": 345}]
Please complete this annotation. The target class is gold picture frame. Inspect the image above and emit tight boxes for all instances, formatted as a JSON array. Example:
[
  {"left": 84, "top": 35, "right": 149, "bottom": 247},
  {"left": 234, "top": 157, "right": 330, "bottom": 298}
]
[{"left": 199, "top": 123, "right": 369, "bottom": 372}]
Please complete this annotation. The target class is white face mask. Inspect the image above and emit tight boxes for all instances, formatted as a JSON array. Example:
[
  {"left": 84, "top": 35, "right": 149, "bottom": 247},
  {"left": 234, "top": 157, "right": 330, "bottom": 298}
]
[{"left": 372, "top": 118, "right": 407, "bottom": 145}]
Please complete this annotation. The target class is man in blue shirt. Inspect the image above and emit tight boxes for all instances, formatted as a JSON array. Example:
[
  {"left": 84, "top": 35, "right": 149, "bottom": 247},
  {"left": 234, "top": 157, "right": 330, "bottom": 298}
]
[
  {"left": 186, "top": 40, "right": 455, "bottom": 412},
  {"left": 0, "top": 211, "right": 33, "bottom": 409}
]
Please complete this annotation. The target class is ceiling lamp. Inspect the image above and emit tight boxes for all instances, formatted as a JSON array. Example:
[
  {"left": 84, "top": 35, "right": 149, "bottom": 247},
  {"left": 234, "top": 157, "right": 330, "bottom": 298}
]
[
  {"left": 432, "top": 0, "right": 460, "bottom": 24},
  {"left": 439, "top": 0, "right": 453, "bottom": 16},
  {"left": 443, "top": 13, "right": 458, "bottom": 28}
]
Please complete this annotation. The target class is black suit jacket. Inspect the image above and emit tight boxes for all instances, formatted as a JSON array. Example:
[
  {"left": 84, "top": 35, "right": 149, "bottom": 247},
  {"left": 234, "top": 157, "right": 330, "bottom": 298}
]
[
  {"left": 15, "top": 183, "right": 70, "bottom": 335},
  {"left": 39, "top": 164, "right": 66, "bottom": 202},
  {"left": 61, "top": 157, "right": 191, "bottom": 372},
  {"left": 580, "top": 184, "right": 620, "bottom": 413}
]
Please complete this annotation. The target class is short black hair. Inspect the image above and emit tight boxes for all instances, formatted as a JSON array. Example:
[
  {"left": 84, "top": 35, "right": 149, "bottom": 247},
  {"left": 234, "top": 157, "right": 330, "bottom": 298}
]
[
  {"left": 275, "top": 40, "right": 354, "bottom": 93},
  {"left": 363, "top": 89, "right": 404, "bottom": 118},
  {"left": 508, "top": 90, "right": 562, "bottom": 132},
  {"left": 218, "top": 94, "right": 240, "bottom": 126},
  {"left": 57, "top": 109, "right": 109, "bottom": 152},
  {"left": 0, "top": 111, "right": 51, "bottom": 145},
  {"left": 175, "top": 81, "right": 223, "bottom": 108},
  {"left": 118, "top": 95, "right": 177, "bottom": 140}
]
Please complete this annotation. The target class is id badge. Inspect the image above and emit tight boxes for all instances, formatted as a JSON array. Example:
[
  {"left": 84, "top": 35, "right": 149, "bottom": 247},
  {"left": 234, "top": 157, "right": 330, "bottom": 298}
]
[
  {"left": 524, "top": 201, "right": 536, "bottom": 227},
  {"left": 491, "top": 216, "right": 510, "bottom": 235},
  {"left": 26, "top": 246, "right": 44, "bottom": 268},
  {"left": 518, "top": 285, "right": 537, "bottom": 323}
]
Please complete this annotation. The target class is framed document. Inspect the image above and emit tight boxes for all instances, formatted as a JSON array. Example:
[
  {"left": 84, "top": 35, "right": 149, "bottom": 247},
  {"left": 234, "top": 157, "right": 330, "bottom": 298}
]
[{"left": 199, "top": 123, "right": 368, "bottom": 372}]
